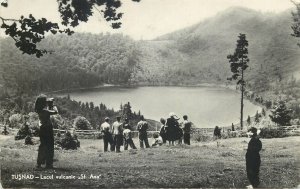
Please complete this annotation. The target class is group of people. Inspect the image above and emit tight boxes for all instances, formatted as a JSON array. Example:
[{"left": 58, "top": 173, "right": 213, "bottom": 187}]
[
  {"left": 33, "top": 94, "right": 262, "bottom": 188},
  {"left": 159, "top": 113, "right": 193, "bottom": 146},
  {"left": 99, "top": 112, "right": 193, "bottom": 153}
]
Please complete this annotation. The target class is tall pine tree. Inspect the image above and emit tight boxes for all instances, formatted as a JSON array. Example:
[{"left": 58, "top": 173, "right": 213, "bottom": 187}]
[{"left": 227, "top": 33, "right": 249, "bottom": 130}]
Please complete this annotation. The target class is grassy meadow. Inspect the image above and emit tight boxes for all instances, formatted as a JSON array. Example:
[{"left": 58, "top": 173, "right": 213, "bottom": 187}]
[{"left": 0, "top": 135, "right": 299, "bottom": 188}]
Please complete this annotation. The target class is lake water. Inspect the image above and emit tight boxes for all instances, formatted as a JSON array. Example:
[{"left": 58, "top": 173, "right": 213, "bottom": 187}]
[{"left": 60, "top": 86, "right": 261, "bottom": 128}]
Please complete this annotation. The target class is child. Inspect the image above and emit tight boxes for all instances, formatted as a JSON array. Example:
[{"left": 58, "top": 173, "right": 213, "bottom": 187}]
[
  {"left": 159, "top": 118, "right": 167, "bottom": 144},
  {"left": 152, "top": 133, "right": 163, "bottom": 147},
  {"left": 123, "top": 124, "right": 137, "bottom": 150}
]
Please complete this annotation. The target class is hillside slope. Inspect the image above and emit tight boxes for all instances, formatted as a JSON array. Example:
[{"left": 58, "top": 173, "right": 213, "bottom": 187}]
[{"left": 135, "top": 7, "right": 300, "bottom": 86}]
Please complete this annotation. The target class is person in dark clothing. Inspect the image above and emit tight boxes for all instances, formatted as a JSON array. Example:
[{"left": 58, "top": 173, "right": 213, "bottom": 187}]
[
  {"left": 100, "top": 117, "right": 115, "bottom": 152},
  {"left": 166, "top": 112, "right": 182, "bottom": 146},
  {"left": 159, "top": 118, "right": 167, "bottom": 144},
  {"left": 35, "top": 95, "right": 58, "bottom": 169},
  {"left": 246, "top": 127, "right": 262, "bottom": 188},
  {"left": 213, "top": 126, "right": 222, "bottom": 147},
  {"left": 137, "top": 115, "right": 150, "bottom": 148},
  {"left": 213, "top": 126, "right": 221, "bottom": 139},
  {"left": 182, "top": 115, "right": 192, "bottom": 145},
  {"left": 232, "top": 123, "right": 235, "bottom": 131}
]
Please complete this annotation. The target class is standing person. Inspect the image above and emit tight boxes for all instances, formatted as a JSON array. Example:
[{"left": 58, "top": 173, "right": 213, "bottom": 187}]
[
  {"left": 246, "top": 127, "right": 262, "bottom": 188},
  {"left": 137, "top": 115, "right": 150, "bottom": 148},
  {"left": 213, "top": 126, "right": 221, "bottom": 147},
  {"left": 166, "top": 112, "right": 181, "bottom": 146},
  {"left": 34, "top": 95, "right": 58, "bottom": 169},
  {"left": 123, "top": 117, "right": 132, "bottom": 131},
  {"left": 232, "top": 123, "right": 235, "bottom": 131},
  {"left": 159, "top": 118, "right": 167, "bottom": 144},
  {"left": 112, "top": 116, "right": 123, "bottom": 153},
  {"left": 100, "top": 117, "right": 115, "bottom": 152},
  {"left": 123, "top": 120, "right": 137, "bottom": 150},
  {"left": 182, "top": 115, "right": 192, "bottom": 145}
]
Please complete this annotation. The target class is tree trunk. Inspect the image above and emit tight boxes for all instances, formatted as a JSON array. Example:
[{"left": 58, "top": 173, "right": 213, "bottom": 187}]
[
  {"left": 241, "top": 59, "right": 244, "bottom": 130},
  {"left": 241, "top": 81, "right": 244, "bottom": 130}
]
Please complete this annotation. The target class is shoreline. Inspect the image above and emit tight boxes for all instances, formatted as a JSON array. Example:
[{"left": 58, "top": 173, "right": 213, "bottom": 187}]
[
  {"left": 47, "top": 83, "right": 262, "bottom": 129},
  {"left": 46, "top": 82, "right": 237, "bottom": 95}
]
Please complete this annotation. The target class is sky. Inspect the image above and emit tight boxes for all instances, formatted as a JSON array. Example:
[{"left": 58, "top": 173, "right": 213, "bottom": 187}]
[{"left": 0, "top": 0, "right": 296, "bottom": 40}]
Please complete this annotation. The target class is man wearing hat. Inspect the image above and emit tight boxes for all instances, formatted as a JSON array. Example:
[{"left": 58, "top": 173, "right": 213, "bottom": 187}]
[
  {"left": 112, "top": 116, "right": 123, "bottom": 153},
  {"left": 136, "top": 115, "right": 150, "bottom": 148},
  {"left": 100, "top": 117, "right": 115, "bottom": 152},
  {"left": 246, "top": 127, "right": 262, "bottom": 188}
]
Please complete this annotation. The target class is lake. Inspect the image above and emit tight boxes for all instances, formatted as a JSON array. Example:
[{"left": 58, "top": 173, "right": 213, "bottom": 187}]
[{"left": 59, "top": 86, "right": 261, "bottom": 128}]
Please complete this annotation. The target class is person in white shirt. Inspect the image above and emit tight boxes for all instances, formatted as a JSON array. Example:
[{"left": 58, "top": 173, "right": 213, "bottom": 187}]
[
  {"left": 100, "top": 117, "right": 115, "bottom": 152},
  {"left": 112, "top": 116, "right": 123, "bottom": 153},
  {"left": 123, "top": 119, "right": 137, "bottom": 150}
]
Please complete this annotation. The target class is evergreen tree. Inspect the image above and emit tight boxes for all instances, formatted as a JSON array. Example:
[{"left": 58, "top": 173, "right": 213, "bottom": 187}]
[
  {"left": 269, "top": 101, "right": 292, "bottom": 126},
  {"left": 85, "top": 102, "right": 90, "bottom": 110},
  {"left": 89, "top": 102, "right": 94, "bottom": 110},
  {"left": 227, "top": 33, "right": 250, "bottom": 130},
  {"left": 262, "top": 108, "right": 266, "bottom": 117},
  {"left": 123, "top": 102, "right": 132, "bottom": 119},
  {"left": 255, "top": 111, "right": 260, "bottom": 123},
  {"left": 247, "top": 115, "right": 251, "bottom": 126}
]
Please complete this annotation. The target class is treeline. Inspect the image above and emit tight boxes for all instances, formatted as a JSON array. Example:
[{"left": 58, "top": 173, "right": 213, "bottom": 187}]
[
  {"left": 0, "top": 95, "right": 151, "bottom": 131},
  {"left": 54, "top": 96, "right": 144, "bottom": 129}
]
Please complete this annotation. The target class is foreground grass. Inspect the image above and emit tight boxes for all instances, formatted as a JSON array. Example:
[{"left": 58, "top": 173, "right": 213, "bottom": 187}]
[{"left": 0, "top": 135, "right": 299, "bottom": 188}]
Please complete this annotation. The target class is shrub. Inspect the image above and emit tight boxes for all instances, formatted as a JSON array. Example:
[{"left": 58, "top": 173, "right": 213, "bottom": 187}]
[
  {"left": 56, "top": 132, "right": 80, "bottom": 150},
  {"left": 25, "top": 135, "right": 34, "bottom": 145},
  {"left": 15, "top": 122, "right": 31, "bottom": 140},
  {"left": 259, "top": 128, "right": 288, "bottom": 138},
  {"left": 192, "top": 132, "right": 212, "bottom": 142},
  {"left": 73, "top": 116, "right": 91, "bottom": 130},
  {"left": 9, "top": 114, "right": 23, "bottom": 128}
]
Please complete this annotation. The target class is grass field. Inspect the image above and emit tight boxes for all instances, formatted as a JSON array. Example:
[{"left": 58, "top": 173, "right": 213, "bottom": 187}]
[{"left": 0, "top": 135, "right": 299, "bottom": 188}]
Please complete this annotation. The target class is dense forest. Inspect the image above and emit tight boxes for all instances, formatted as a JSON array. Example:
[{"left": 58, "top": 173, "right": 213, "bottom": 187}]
[
  {"left": 0, "top": 7, "right": 299, "bottom": 125},
  {"left": 0, "top": 33, "right": 139, "bottom": 95}
]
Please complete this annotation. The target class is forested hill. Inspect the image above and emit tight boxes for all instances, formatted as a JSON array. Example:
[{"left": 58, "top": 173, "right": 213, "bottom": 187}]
[
  {"left": 136, "top": 7, "right": 300, "bottom": 87},
  {"left": 0, "top": 7, "right": 299, "bottom": 96},
  {"left": 0, "top": 33, "right": 139, "bottom": 95}
]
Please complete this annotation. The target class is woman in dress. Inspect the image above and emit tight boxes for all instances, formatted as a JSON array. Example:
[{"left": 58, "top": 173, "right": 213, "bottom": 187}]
[
  {"left": 35, "top": 95, "right": 58, "bottom": 168},
  {"left": 165, "top": 112, "right": 182, "bottom": 145}
]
